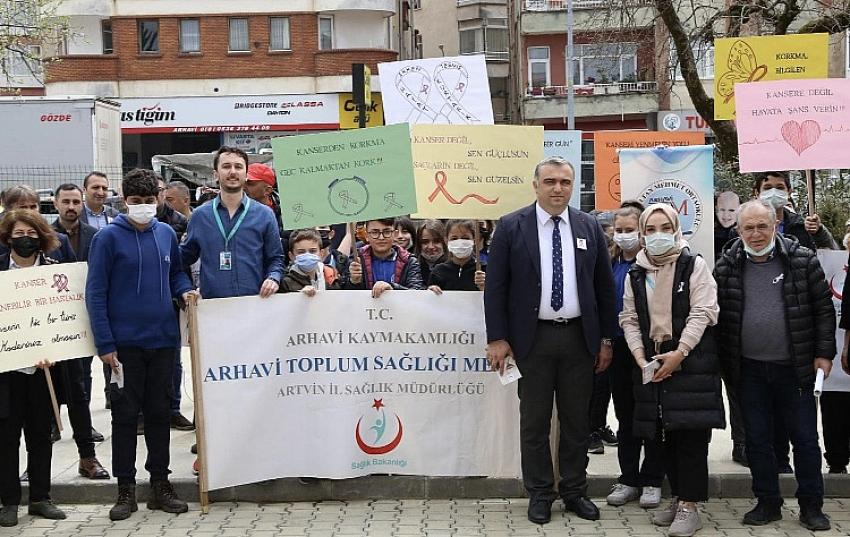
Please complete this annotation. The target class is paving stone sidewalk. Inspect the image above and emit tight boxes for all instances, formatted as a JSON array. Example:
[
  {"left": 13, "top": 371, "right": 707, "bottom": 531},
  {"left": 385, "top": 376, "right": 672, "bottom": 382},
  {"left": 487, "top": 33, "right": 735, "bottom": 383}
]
[{"left": 2, "top": 498, "right": 849, "bottom": 537}]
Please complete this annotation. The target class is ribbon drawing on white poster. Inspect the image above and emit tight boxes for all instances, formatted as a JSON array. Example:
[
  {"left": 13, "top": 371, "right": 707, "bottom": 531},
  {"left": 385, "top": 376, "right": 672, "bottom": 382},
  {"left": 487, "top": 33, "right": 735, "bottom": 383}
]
[{"left": 379, "top": 55, "right": 494, "bottom": 125}]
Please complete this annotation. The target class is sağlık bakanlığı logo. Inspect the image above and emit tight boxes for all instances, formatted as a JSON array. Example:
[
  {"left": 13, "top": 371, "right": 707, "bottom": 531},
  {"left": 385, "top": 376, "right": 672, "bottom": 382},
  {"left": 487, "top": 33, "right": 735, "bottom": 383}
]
[{"left": 352, "top": 399, "right": 408, "bottom": 471}]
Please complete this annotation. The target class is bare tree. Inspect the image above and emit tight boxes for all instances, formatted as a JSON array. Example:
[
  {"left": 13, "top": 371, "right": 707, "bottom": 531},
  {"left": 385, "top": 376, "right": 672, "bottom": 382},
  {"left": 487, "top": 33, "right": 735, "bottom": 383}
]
[{"left": 0, "top": 0, "right": 69, "bottom": 90}]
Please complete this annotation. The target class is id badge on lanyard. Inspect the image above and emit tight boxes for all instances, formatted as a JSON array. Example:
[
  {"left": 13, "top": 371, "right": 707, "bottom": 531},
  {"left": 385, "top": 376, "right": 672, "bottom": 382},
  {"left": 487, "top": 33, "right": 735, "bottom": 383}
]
[{"left": 213, "top": 197, "right": 251, "bottom": 272}]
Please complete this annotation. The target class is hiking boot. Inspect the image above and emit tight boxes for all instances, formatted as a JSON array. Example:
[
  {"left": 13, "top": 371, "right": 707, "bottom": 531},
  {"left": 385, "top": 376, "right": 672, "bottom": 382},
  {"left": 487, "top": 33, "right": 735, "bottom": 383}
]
[
  {"left": 669, "top": 505, "right": 702, "bottom": 537},
  {"left": 742, "top": 499, "right": 782, "bottom": 525},
  {"left": 598, "top": 425, "right": 618, "bottom": 446},
  {"left": 147, "top": 480, "right": 188, "bottom": 514},
  {"left": 109, "top": 486, "right": 138, "bottom": 521},
  {"left": 651, "top": 496, "right": 678, "bottom": 527},
  {"left": 0, "top": 505, "right": 18, "bottom": 527},
  {"left": 606, "top": 483, "right": 640, "bottom": 506},
  {"left": 587, "top": 431, "right": 604, "bottom": 454},
  {"left": 28, "top": 500, "right": 66, "bottom": 520},
  {"left": 799, "top": 505, "right": 830, "bottom": 531},
  {"left": 639, "top": 486, "right": 662, "bottom": 509}
]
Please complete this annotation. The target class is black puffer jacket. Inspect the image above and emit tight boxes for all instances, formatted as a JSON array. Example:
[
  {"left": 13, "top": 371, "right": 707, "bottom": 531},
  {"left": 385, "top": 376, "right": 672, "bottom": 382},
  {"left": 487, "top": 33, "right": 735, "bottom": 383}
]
[
  {"left": 629, "top": 249, "right": 726, "bottom": 439},
  {"left": 714, "top": 235, "right": 836, "bottom": 389}
]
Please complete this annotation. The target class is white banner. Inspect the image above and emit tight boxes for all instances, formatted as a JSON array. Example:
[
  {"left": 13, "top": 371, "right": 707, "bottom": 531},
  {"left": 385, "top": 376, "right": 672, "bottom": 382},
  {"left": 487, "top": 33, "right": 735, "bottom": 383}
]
[
  {"left": 0, "top": 262, "right": 95, "bottom": 373},
  {"left": 378, "top": 55, "right": 494, "bottom": 125},
  {"left": 118, "top": 94, "right": 340, "bottom": 134},
  {"left": 817, "top": 250, "right": 850, "bottom": 392},
  {"left": 196, "top": 291, "right": 520, "bottom": 490}
]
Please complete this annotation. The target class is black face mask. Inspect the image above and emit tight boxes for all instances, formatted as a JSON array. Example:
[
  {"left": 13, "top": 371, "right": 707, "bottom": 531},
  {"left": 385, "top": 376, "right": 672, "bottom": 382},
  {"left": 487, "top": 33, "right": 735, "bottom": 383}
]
[
  {"left": 318, "top": 231, "right": 331, "bottom": 250},
  {"left": 10, "top": 236, "right": 41, "bottom": 258}
]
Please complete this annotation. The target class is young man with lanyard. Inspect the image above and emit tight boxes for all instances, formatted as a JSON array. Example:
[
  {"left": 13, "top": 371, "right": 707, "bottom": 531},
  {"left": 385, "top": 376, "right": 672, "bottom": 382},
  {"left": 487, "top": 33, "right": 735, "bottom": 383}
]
[{"left": 180, "top": 146, "right": 284, "bottom": 300}]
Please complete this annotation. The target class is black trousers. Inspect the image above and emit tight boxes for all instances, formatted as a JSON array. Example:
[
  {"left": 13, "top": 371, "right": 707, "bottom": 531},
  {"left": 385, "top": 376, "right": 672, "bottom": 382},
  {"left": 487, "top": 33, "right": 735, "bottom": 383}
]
[
  {"left": 609, "top": 337, "right": 664, "bottom": 487},
  {"left": 517, "top": 321, "right": 594, "bottom": 501},
  {"left": 111, "top": 347, "right": 174, "bottom": 486},
  {"left": 660, "top": 428, "right": 711, "bottom": 503},
  {"left": 589, "top": 369, "right": 611, "bottom": 432},
  {"left": 821, "top": 391, "right": 850, "bottom": 470},
  {"left": 0, "top": 371, "right": 53, "bottom": 505}
]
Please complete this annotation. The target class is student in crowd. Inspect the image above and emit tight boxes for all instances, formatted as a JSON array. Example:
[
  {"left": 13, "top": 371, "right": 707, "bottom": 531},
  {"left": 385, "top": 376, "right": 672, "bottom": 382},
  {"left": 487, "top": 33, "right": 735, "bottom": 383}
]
[
  {"left": 317, "top": 225, "right": 350, "bottom": 282},
  {"left": 86, "top": 169, "right": 195, "bottom": 521},
  {"left": 79, "top": 172, "right": 119, "bottom": 230},
  {"left": 393, "top": 216, "right": 417, "bottom": 253},
  {"left": 427, "top": 219, "right": 485, "bottom": 292},
  {"left": 0, "top": 210, "right": 68, "bottom": 527},
  {"left": 346, "top": 218, "right": 423, "bottom": 296},
  {"left": 715, "top": 200, "right": 834, "bottom": 531},
  {"left": 415, "top": 219, "right": 447, "bottom": 285},
  {"left": 282, "top": 229, "right": 341, "bottom": 294},
  {"left": 620, "top": 203, "right": 724, "bottom": 537},
  {"left": 605, "top": 202, "right": 664, "bottom": 511}
]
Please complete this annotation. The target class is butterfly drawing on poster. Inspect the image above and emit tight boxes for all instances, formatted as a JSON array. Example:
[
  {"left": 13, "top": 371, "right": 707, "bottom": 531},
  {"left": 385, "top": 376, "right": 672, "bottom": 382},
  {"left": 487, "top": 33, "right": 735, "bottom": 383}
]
[{"left": 716, "top": 40, "right": 768, "bottom": 107}]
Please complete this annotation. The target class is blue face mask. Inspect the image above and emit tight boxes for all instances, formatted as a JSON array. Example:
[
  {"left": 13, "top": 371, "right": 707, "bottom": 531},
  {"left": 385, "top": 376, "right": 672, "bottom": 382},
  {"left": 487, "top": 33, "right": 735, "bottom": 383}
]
[{"left": 293, "top": 253, "right": 321, "bottom": 273}]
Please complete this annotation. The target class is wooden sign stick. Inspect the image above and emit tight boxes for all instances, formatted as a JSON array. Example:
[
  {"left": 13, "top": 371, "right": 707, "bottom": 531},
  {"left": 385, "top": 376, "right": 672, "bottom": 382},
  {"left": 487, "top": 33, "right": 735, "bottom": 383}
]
[
  {"left": 187, "top": 296, "right": 210, "bottom": 514},
  {"left": 44, "top": 368, "right": 62, "bottom": 432},
  {"left": 806, "top": 169, "right": 816, "bottom": 216}
]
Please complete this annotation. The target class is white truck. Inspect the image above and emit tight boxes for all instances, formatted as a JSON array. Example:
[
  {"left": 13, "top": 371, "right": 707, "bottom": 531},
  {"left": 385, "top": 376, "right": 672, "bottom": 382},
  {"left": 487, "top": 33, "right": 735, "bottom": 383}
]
[{"left": 0, "top": 95, "right": 122, "bottom": 194}]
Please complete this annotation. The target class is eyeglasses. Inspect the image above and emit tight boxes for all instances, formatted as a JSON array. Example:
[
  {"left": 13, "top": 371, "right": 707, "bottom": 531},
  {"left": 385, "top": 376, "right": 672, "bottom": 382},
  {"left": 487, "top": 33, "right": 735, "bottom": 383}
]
[{"left": 366, "top": 229, "right": 394, "bottom": 239}]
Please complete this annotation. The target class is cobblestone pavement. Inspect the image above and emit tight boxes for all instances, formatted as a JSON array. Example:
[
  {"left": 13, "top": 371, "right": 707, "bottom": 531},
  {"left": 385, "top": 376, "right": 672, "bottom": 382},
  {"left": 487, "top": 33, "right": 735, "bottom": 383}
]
[{"left": 2, "top": 498, "right": 849, "bottom": 537}]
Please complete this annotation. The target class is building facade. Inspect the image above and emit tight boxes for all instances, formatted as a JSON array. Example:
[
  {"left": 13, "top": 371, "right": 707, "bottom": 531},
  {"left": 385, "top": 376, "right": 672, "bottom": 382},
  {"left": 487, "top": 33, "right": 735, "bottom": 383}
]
[{"left": 43, "top": 0, "right": 399, "bottom": 168}]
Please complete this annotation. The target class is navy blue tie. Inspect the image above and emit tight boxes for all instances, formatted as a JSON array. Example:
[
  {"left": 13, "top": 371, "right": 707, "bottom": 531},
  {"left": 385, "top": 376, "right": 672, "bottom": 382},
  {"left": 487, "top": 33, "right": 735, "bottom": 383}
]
[{"left": 551, "top": 216, "right": 563, "bottom": 311}]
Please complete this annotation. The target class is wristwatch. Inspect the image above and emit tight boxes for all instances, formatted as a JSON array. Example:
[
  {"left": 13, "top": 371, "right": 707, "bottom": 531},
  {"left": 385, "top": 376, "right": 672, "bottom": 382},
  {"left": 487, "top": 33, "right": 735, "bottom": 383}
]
[
  {"left": 677, "top": 347, "right": 690, "bottom": 357},
  {"left": 601, "top": 338, "right": 613, "bottom": 347}
]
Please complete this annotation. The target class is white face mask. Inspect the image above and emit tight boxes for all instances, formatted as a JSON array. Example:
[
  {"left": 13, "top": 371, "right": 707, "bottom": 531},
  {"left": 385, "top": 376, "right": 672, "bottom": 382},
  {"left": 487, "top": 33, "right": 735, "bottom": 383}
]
[
  {"left": 644, "top": 232, "right": 676, "bottom": 256},
  {"left": 447, "top": 239, "right": 474, "bottom": 259},
  {"left": 759, "top": 188, "right": 788, "bottom": 210},
  {"left": 744, "top": 239, "right": 775, "bottom": 258},
  {"left": 613, "top": 231, "right": 639, "bottom": 252},
  {"left": 127, "top": 203, "right": 157, "bottom": 225}
]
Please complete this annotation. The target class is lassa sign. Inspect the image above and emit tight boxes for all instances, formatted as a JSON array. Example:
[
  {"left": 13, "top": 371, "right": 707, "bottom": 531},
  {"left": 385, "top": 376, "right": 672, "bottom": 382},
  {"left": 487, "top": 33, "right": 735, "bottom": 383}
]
[{"left": 118, "top": 94, "right": 340, "bottom": 134}]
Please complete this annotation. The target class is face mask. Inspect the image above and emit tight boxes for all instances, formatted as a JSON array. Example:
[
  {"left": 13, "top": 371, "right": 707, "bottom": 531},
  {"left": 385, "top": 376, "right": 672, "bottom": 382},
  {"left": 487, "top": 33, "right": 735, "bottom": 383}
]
[
  {"left": 759, "top": 188, "right": 788, "bottom": 210},
  {"left": 127, "top": 203, "right": 157, "bottom": 225},
  {"left": 9, "top": 236, "right": 40, "bottom": 258},
  {"left": 613, "top": 232, "right": 639, "bottom": 252},
  {"left": 448, "top": 239, "right": 475, "bottom": 259},
  {"left": 644, "top": 232, "right": 676, "bottom": 256},
  {"left": 293, "top": 252, "right": 321, "bottom": 273},
  {"left": 744, "top": 239, "right": 775, "bottom": 257},
  {"left": 318, "top": 231, "right": 331, "bottom": 250},
  {"left": 421, "top": 247, "right": 444, "bottom": 263}
]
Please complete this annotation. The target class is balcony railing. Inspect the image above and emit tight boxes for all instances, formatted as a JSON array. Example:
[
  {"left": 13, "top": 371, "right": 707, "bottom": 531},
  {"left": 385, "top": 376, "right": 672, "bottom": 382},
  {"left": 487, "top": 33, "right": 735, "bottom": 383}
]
[
  {"left": 523, "top": 0, "right": 653, "bottom": 10},
  {"left": 525, "top": 80, "right": 657, "bottom": 97}
]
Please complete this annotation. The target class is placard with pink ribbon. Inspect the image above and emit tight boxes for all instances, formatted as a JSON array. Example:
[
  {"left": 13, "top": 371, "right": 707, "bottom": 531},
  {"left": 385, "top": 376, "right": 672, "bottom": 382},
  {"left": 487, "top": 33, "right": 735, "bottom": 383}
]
[{"left": 735, "top": 78, "right": 850, "bottom": 172}]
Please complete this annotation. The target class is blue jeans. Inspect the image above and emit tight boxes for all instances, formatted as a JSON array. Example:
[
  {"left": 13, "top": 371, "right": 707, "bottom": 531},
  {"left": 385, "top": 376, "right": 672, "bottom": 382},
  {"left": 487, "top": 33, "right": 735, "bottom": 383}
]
[{"left": 740, "top": 358, "right": 823, "bottom": 506}]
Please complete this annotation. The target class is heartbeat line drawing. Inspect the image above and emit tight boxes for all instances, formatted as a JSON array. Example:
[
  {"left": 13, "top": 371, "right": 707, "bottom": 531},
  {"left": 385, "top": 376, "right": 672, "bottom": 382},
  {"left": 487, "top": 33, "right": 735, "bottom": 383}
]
[{"left": 739, "top": 123, "right": 850, "bottom": 151}]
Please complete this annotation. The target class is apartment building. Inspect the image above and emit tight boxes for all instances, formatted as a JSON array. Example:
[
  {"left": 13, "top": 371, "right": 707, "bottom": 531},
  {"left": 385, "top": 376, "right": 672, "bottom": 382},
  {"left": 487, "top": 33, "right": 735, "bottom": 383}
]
[
  {"left": 414, "top": 0, "right": 511, "bottom": 121},
  {"left": 43, "top": 0, "right": 399, "bottom": 167}
]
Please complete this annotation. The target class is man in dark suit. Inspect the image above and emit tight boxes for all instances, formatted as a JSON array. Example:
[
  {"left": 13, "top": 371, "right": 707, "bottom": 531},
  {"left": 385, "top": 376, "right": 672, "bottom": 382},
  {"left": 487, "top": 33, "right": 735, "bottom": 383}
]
[
  {"left": 485, "top": 156, "right": 616, "bottom": 524},
  {"left": 50, "top": 183, "right": 110, "bottom": 480},
  {"left": 79, "top": 172, "right": 119, "bottom": 230}
]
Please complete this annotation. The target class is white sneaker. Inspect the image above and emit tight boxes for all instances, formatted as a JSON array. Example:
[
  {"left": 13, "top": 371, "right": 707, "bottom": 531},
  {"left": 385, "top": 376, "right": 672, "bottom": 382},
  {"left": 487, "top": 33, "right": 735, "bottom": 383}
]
[
  {"left": 639, "top": 486, "right": 662, "bottom": 508},
  {"left": 651, "top": 496, "right": 678, "bottom": 527},
  {"left": 669, "top": 506, "right": 702, "bottom": 537},
  {"left": 606, "top": 483, "right": 640, "bottom": 506}
]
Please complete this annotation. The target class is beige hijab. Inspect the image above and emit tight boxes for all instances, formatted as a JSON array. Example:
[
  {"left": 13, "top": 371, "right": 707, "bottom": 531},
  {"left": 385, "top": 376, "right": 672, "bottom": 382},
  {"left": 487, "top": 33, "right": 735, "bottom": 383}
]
[{"left": 635, "top": 203, "right": 689, "bottom": 350}]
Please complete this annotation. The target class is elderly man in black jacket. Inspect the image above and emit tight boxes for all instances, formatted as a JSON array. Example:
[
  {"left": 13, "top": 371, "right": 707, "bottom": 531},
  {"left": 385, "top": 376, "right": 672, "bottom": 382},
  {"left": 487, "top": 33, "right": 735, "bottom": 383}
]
[{"left": 715, "top": 199, "right": 835, "bottom": 532}]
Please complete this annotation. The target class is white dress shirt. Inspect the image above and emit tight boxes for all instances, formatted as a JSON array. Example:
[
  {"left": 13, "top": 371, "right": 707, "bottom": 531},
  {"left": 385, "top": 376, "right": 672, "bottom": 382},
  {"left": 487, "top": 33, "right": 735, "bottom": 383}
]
[{"left": 536, "top": 203, "right": 581, "bottom": 320}]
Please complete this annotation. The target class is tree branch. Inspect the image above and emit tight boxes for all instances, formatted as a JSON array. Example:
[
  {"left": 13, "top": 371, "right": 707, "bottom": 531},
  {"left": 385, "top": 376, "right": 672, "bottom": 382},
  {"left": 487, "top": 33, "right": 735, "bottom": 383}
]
[{"left": 798, "top": 12, "right": 850, "bottom": 34}]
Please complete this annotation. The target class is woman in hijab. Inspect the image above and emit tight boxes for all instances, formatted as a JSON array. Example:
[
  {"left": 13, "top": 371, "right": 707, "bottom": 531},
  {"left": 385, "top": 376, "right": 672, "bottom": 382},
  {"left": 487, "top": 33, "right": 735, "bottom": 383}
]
[{"left": 619, "top": 203, "right": 724, "bottom": 537}]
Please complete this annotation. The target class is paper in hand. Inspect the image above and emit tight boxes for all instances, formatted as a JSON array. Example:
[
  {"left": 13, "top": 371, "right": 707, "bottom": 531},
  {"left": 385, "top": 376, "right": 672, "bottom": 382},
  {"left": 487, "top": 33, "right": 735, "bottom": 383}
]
[
  {"left": 499, "top": 356, "right": 522, "bottom": 386},
  {"left": 642, "top": 359, "right": 660, "bottom": 385},
  {"left": 110, "top": 360, "right": 124, "bottom": 390},
  {"left": 814, "top": 367, "right": 825, "bottom": 397}
]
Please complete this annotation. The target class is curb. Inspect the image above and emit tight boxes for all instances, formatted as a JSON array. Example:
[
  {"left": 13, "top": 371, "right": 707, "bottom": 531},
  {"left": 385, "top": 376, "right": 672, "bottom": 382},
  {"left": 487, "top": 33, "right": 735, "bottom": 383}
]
[{"left": 31, "top": 474, "right": 850, "bottom": 504}]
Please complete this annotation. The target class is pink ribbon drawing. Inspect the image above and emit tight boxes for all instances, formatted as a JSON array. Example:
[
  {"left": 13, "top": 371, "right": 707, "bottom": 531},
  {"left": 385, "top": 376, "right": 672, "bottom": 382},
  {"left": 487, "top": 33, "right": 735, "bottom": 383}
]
[{"left": 52, "top": 273, "right": 70, "bottom": 293}]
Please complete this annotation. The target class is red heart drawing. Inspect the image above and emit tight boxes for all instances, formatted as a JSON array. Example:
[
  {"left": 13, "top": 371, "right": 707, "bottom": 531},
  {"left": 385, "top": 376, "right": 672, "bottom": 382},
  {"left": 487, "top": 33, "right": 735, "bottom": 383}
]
[{"left": 781, "top": 120, "right": 821, "bottom": 155}]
